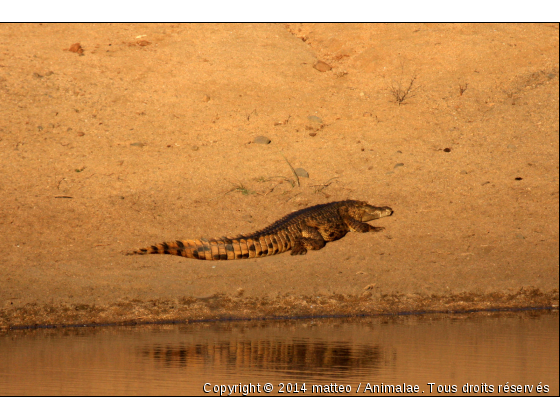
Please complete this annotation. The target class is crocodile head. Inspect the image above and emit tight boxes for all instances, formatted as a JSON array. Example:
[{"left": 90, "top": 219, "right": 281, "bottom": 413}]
[{"left": 357, "top": 203, "right": 393, "bottom": 222}]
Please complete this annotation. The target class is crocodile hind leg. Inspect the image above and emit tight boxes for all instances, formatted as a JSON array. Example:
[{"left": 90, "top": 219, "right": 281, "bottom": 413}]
[
  {"left": 291, "top": 225, "right": 326, "bottom": 255},
  {"left": 345, "top": 217, "right": 385, "bottom": 233}
]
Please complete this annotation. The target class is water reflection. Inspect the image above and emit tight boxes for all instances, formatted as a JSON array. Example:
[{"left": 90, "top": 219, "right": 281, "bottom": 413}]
[
  {"left": 0, "top": 311, "right": 557, "bottom": 395},
  {"left": 141, "top": 338, "right": 386, "bottom": 378}
]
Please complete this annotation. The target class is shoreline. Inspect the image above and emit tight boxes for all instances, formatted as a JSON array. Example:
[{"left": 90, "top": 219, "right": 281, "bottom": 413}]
[{"left": 3, "top": 287, "right": 557, "bottom": 332}]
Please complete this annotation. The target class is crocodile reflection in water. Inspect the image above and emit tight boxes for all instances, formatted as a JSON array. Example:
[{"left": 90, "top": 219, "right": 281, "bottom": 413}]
[{"left": 140, "top": 339, "right": 388, "bottom": 377}]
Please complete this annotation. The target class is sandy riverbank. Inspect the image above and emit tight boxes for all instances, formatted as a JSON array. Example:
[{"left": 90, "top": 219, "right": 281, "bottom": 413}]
[{"left": 1, "top": 23, "right": 558, "bottom": 329}]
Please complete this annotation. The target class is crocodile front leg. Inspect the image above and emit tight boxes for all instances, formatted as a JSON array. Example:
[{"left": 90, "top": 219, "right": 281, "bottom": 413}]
[{"left": 344, "top": 217, "right": 386, "bottom": 233}]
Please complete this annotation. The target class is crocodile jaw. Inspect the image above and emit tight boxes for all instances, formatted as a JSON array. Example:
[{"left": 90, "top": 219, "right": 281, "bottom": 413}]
[{"left": 361, "top": 206, "right": 393, "bottom": 222}]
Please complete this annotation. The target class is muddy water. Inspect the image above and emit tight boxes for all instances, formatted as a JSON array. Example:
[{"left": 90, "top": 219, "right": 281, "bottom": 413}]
[{"left": 0, "top": 311, "right": 557, "bottom": 396}]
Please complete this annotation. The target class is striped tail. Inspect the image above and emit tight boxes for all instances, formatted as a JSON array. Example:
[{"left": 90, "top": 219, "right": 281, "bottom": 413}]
[{"left": 126, "top": 234, "right": 292, "bottom": 260}]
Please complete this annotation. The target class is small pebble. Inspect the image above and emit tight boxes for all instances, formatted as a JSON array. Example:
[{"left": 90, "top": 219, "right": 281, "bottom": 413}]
[
  {"left": 202, "top": 94, "right": 211, "bottom": 102},
  {"left": 394, "top": 163, "right": 404, "bottom": 169},
  {"left": 516, "top": 233, "right": 525, "bottom": 240},
  {"left": 515, "top": 177, "right": 523, "bottom": 181},
  {"left": 460, "top": 170, "right": 468, "bottom": 174},
  {"left": 37, "top": 126, "right": 43, "bottom": 131},
  {"left": 253, "top": 136, "right": 271, "bottom": 144},
  {"left": 130, "top": 142, "right": 145, "bottom": 147},
  {"left": 443, "top": 148, "right": 451, "bottom": 152},
  {"left": 313, "top": 61, "right": 332, "bottom": 72},
  {"left": 307, "top": 116, "right": 322, "bottom": 123},
  {"left": 309, "top": 132, "right": 317, "bottom": 137},
  {"left": 295, "top": 168, "right": 309, "bottom": 178},
  {"left": 77, "top": 131, "right": 85, "bottom": 137},
  {"left": 68, "top": 43, "right": 84, "bottom": 54},
  {"left": 191, "top": 145, "right": 199, "bottom": 151}
]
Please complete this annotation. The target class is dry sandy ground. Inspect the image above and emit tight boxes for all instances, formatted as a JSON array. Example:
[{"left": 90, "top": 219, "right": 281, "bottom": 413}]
[{"left": 0, "top": 23, "right": 558, "bottom": 329}]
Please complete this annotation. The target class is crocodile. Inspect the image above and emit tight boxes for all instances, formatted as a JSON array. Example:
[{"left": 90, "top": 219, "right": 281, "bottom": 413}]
[{"left": 126, "top": 200, "right": 393, "bottom": 260}]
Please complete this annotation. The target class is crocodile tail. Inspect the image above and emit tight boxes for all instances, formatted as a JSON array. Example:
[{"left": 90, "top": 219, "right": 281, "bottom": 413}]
[
  {"left": 127, "top": 233, "right": 291, "bottom": 260},
  {"left": 126, "top": 240, "right": 215, "bottom": 260}
]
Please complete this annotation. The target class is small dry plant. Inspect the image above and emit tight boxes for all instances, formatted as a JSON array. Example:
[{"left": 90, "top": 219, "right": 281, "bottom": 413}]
[
  {"left": 225, "top": 182, "right": 254, "bottom": 196},
  {"left": 389, "top": 61, "right": 419, "bottom": 105}
]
